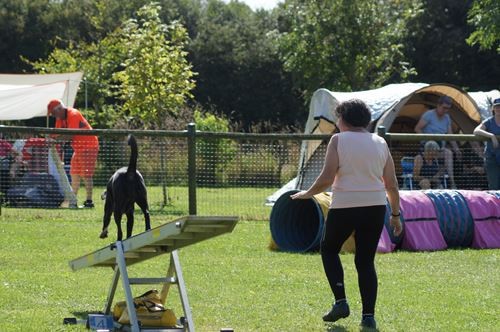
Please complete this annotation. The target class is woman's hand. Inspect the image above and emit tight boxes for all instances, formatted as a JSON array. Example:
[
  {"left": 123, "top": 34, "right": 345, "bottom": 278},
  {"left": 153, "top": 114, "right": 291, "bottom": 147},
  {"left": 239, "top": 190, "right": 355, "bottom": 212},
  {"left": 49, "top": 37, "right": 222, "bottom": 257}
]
[
  {"left": 290, "top": 191, "right": 312, "bottom": 200},
  {"left": 390, "top": 216, "right": 403, "bottom": 236}
]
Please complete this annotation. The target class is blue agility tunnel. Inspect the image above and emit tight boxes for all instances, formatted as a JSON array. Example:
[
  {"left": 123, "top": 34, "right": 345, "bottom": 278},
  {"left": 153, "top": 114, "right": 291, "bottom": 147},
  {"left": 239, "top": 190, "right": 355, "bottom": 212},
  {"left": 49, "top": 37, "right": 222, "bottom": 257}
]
[
  {"left": 424, "top": 190, "right": 474, "bottom": 247},
  {"left": 269, "top": 190, "right": 326, "bottom": 252}
]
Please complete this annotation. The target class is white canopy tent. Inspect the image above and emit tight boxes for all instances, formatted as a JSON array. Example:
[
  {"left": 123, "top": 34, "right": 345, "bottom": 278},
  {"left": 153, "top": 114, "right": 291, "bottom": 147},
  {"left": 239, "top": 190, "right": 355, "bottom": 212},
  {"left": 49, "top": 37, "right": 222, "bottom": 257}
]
[
  {"left": 0, "top": 72, "right": 82, "bottom": 207},
  {"left": 469, "top": 90, "right": 500, "bottom": 121},
  {"left": 0, "top": 72, "right": 82, "bottom": 120}
]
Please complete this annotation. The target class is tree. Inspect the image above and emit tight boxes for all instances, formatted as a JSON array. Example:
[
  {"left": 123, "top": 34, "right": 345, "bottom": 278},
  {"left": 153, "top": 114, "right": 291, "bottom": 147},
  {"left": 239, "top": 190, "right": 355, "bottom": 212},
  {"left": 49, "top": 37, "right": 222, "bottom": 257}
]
[
  {"left": 189, "top": 0, "right": 304, "bottom": 131},
  {"left": 277, "top": 0, "right": 422, "bottom": 97},
  {"left": 467, "top": 0, "right": 500, "bottom": 53},
  {"left": 29, "top": 25, "right": 130, "bottom": 128},
  {"left": 112, "top": 3, "right": 196, "bottom": 128},
  {"left": 194, "top": 109, "right": 237, "bottom": 185},
  {"left": 405, "top": 0, "right": 500, "bottom": 90},
  {"left": 30, "top": 2, "right": 196, "bottom": 129},
  {"left": 0, "top": 0, "right": 58, "bottom": 73}
]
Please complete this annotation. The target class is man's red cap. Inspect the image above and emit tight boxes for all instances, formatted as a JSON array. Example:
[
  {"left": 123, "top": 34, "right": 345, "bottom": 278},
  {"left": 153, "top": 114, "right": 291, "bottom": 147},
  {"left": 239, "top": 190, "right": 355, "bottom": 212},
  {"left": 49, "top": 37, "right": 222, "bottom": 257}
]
[{"left": 47, "top": 99, "right": 63, "bottom": 114}]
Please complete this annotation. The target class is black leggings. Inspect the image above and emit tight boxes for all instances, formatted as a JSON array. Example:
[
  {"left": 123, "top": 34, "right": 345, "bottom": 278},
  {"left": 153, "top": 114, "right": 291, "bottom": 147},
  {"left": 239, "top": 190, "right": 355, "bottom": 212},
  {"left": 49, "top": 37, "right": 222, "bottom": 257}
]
[{"left": 320, "top": 205, "right": 386, "bottom": 315}]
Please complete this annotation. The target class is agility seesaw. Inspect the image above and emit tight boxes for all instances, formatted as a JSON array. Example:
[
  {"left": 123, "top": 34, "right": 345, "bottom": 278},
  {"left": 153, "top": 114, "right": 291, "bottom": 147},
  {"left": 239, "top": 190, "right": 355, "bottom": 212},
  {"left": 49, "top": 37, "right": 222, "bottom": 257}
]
[{"left": 67, "top": 215, "right": 238, "bottom": 332}]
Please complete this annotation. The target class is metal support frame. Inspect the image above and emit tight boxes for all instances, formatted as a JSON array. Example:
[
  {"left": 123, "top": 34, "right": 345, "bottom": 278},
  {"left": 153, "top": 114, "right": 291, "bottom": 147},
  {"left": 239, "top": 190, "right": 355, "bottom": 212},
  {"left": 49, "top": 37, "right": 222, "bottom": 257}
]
[
  {"left": 115, "top": 241, "right": 141, "bottom": 332},
  {"left": 104, "top": 243, "right": 194, "bottom": 332},
  {"left": 68, "top": 216, "right": 238, "bottom": 332}
]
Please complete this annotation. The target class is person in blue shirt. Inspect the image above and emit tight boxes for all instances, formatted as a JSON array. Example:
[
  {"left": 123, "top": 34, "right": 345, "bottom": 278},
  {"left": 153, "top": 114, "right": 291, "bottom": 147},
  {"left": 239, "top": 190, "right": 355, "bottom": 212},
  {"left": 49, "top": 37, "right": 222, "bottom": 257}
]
[
  {"left": 473, "top": 98, "right": 500, "bottom": 190},
  {"left": 414, "top": 95, "right": 461, "bottom": 188}
]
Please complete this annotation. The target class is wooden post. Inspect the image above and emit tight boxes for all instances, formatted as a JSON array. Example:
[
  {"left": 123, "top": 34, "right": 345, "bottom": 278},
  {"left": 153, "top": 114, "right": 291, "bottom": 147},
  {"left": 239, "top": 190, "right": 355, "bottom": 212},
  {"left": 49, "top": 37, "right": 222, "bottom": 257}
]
[{"left": 187, "top": 123, "right": 197, "bottom": 215}]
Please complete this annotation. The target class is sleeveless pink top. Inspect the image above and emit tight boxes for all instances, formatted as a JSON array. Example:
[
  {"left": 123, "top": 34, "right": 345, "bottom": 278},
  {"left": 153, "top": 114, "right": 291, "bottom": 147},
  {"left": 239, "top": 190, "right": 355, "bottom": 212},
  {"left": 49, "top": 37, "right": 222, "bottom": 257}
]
[{"left": 330, "top": 132, "right": 388, "bottom": 209}]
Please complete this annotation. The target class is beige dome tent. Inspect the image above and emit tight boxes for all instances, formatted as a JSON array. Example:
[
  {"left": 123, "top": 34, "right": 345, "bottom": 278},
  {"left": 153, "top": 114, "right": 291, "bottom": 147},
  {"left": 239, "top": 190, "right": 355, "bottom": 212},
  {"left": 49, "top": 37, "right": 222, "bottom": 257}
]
[
  {"left": 265, "top": 83, "right": 498, "bottom": 203},
  {"left": 373, "top": 83, "right": 482, "bottom": 134},
  {"left": 297, "top": 83, "right": 484, "bottom": 190}
]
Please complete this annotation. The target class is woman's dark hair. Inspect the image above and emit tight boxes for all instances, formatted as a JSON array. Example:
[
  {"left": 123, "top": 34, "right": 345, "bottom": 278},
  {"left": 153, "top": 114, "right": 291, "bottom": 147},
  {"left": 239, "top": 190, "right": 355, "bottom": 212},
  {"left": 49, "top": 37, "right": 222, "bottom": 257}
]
[{"left": 335, "top": 99, "right": 372, "bottom": 128}]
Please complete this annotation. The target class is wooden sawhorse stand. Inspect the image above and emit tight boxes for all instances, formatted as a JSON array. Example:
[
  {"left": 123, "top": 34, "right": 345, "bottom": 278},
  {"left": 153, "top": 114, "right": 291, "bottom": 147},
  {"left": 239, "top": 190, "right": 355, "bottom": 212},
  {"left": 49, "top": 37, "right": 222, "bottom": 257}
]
[{"left": 69, "top": 216, "right": 238, "bottom": 332}]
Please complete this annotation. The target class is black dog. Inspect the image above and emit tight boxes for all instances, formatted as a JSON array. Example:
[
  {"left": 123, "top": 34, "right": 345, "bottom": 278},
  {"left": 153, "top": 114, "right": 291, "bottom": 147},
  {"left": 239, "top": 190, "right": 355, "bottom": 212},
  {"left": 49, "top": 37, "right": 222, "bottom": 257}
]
[{"left": 100, "top": 135, "right": 151, "bottom": 241}]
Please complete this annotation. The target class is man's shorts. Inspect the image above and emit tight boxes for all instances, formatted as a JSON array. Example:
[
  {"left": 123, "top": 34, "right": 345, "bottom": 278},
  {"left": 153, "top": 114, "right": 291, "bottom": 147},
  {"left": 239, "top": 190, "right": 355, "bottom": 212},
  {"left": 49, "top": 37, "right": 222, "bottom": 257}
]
[{"left": 70, "top": 148, "right": 99, "bottom": 177}]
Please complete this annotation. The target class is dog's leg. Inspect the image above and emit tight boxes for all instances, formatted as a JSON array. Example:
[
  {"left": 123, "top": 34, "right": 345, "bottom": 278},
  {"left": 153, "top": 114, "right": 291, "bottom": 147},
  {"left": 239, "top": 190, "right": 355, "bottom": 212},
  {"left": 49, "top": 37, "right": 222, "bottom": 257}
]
[
  {"left": 136, "top": 196, "right": 151, "bottom": 231},
  {"left": 125, "top": 209, "right": 134, "bottom": 238},
  {"left": 100, "top": 194, "right": 113, "bottom": 239},
  {"left": 114, "top": 213, "right": 123, "bottom": 241}
]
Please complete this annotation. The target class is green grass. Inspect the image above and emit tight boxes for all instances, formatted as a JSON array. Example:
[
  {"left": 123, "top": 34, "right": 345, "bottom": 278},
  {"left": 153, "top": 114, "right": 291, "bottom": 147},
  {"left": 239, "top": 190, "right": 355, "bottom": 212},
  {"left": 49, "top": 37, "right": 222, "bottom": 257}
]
[
  {"left": 0, "top": 198, "right": 499, "bottom": 331},
  {"left": 128, "top": 185, "right": 276, "bottom": 221}
]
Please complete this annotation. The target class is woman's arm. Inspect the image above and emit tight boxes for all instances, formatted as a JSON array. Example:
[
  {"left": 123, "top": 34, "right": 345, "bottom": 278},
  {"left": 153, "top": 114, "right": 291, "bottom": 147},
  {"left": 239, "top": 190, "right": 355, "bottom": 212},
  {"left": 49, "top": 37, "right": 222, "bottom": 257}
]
[
  {"left": 382, "top": 151, "right": 403, "bottom": 236},
  {"left": 412, "top": 154, "right": 424, "bottom": 182},
  {"left": 290, "top": 135, "right": 339, "bottom": 200},
  {"left": 414, "top": 117, "right": 427, "bottom": 133},
  {"left": 474, "top": 121, "right": 499, "bottom": 148}
]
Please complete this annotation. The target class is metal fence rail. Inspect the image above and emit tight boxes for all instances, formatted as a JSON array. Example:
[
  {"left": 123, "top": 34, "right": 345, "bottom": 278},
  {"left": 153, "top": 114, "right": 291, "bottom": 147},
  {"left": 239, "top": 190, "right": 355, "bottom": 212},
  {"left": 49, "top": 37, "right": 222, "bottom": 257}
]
[{"left": 0, "top": 125, "right": 493, "bottom": 220}]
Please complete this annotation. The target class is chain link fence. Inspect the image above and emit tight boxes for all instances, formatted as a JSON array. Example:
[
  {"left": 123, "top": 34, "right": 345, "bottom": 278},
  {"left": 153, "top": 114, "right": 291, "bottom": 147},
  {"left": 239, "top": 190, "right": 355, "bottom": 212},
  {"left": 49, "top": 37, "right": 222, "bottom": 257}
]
[{"left": 0, "top": 125, "right": 491, "bottom": 220}]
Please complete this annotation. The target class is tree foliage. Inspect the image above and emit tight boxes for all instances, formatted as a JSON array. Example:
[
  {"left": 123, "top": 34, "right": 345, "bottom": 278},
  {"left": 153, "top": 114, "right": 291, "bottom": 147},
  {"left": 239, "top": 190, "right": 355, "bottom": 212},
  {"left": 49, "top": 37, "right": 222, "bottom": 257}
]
[
  {"left": 278, "top": 0, "right": 422, "bottom": 96},
  {"left": 405, "top": 0, "right": 500, "bottom": 90},
  {"left": 467, "top": 0, "right": 500, "bottom": 53},
  {"left": 189, "top": 0, "right": 304, "bottom": 131},
  {"left": 1, "top": 0, "right": 499, "bottom": 132},
  {"left": 113, "top": 3, "right": 196, "bottom": 128},
  {"left": 193, "top": 109, "right": 237, "bottom": 185},
  {"left": 30, "top": 3, "right": 195, "bottom": 129}
]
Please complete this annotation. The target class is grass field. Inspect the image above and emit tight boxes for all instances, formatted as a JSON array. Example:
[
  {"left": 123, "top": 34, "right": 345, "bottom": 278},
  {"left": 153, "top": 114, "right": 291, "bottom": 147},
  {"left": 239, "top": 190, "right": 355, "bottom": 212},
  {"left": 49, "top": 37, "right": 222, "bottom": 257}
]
[{"left": 0, "top": 188, "right": 498, "bottom": 331}]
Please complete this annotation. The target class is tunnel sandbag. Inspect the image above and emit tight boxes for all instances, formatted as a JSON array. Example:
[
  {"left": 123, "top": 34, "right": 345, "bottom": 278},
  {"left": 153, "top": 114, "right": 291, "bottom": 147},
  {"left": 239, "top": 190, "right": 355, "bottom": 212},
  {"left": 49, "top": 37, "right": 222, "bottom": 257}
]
[
  {"left": 424, "top": 190, "right": 474, "bottom": 247},
  {"left": 377, "top": 222, "right": 396, "bottom": 253},
  {"left": 269, "top": 190, "right": 355, "bottom": 253},
  {"left": 459, "top": 190, "right": 500, "bottom": 249},
  {"left": 399, "top": 190, "right": 447, "bottom": 251}
]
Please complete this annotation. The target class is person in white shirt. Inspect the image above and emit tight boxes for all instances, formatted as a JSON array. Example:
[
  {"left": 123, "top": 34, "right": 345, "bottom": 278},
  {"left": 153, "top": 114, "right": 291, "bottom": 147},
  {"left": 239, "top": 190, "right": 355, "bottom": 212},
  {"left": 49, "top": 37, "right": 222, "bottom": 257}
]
[{"left": 291, "top": 99, "right": 402, "bottom": 329}]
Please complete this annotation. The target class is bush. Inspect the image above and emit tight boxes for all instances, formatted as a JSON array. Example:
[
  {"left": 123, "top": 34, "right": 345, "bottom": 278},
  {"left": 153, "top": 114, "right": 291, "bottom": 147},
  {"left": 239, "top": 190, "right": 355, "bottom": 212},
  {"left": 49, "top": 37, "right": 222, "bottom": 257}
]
[{"left": 221, "top": 148, "right": 280, "bottom": 187}]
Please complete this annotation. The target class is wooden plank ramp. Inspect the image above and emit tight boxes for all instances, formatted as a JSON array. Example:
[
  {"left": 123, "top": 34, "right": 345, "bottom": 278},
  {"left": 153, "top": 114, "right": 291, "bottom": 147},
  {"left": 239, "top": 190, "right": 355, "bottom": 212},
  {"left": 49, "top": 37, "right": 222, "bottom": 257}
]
[{"left": 69, "top": 216, "right": 238, "bottom": 271}]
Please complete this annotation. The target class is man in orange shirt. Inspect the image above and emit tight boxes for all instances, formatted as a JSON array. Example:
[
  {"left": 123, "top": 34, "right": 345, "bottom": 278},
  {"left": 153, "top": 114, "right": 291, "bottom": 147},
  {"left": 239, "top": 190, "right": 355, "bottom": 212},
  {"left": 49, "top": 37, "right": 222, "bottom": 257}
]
[{"left": 47, "top": 99, "right": 99, "bottom": 208}]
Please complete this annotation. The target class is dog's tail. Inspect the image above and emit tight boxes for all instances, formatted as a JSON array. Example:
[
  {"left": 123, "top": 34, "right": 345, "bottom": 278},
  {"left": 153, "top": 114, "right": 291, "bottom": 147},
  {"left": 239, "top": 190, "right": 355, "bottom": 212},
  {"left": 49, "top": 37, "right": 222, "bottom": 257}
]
[{"left": 127, "top": 134, "right": 138, "bottom": 176}]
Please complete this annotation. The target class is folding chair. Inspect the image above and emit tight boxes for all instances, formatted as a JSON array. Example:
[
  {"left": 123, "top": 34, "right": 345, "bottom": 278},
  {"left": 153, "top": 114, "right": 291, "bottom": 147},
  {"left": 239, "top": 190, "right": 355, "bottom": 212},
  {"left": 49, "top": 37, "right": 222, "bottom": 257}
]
[
  {"left": 401, "top": 156, "right": 449, "bottom": 190},
  {"left": 400, "top": 157, "right": 414, "bottom": 190}
]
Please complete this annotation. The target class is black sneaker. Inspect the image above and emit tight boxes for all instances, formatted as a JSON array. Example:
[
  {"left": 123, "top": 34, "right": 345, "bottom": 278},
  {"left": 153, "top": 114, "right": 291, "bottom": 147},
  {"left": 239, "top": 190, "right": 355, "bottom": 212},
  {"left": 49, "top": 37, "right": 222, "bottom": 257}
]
[
  {"left": 322, "top": 301, "right": 350, "bottom": 322},
  {"left": 82, "top": 200, "right": 94, "bottom": 208},
  {"left": 360, "top": 315, "right": 376, "bottom": 329}
]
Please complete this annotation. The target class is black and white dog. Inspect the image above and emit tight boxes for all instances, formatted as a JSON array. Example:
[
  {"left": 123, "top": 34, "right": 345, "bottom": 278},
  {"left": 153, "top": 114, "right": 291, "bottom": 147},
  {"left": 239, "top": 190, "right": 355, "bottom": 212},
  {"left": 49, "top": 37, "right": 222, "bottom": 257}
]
[{"left": 100, "top": 135, "right": 151, "bottom": 241}]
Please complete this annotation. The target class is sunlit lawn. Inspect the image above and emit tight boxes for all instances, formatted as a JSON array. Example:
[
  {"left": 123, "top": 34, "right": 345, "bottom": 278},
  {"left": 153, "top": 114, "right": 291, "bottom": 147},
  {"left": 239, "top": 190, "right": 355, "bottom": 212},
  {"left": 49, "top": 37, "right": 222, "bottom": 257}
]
[{"left": 0, "top": 189, "right": 498, "bottom": 331}]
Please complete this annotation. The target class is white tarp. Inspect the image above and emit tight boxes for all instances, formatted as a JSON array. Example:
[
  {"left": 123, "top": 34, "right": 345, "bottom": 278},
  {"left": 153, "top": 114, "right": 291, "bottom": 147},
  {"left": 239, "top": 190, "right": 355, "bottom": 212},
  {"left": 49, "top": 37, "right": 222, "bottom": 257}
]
[
  {"left": 306, "top": 83, "right": 429, "bottom": 135},
  {"left": 469, "top": 90, "right": 500, "bottom": 121},
  {"left": 0, "top": 72, "right": 82, "bottom": 120}
]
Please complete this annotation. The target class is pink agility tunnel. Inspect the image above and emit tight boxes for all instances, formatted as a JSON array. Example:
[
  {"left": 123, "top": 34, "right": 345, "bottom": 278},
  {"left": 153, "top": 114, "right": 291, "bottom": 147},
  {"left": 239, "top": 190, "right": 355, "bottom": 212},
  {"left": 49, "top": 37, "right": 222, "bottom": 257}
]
[
  {"left": 376, "top": 225, "right": 396, "bottom": 253},
  {"left": 399, "top": 191, "right": 447, "bottom": 251},
  {"left": 270, "top": 190, "right": 500, "bottom": 253},
  {"left": 459, "top": 190, "right": 500, "bottom": 249}
]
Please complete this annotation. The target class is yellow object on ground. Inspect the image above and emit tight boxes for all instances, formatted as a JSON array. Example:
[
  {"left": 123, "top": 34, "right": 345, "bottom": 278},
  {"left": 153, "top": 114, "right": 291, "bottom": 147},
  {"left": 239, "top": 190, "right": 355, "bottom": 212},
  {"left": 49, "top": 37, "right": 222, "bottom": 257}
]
[
  {"left": 312, "top": 192, "right": 355, "bottom": 253},
  {"left": 113, "top": 289, "right": 177, "bottom": 327}
]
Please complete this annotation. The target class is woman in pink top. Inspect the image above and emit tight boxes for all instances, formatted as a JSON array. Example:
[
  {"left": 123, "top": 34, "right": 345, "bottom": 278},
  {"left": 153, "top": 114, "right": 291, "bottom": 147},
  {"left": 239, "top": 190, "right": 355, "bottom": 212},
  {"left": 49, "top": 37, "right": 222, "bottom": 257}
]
[{"left": 291, "top": 99, "right": 402, "bottom": 329}]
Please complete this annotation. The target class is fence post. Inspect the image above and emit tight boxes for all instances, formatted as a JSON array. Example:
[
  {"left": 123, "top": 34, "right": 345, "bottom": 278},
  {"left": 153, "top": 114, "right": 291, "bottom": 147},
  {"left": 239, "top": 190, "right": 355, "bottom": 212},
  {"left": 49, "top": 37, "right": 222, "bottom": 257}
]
[
  {"left": 160, "top": 143, "right": 168, "bottom": 208},
  {"left": 377, "top": 125, "right": 387, "bottom": 141},
  {"left": 187, "top": 123, "right": 197, "bottom": 215}
]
